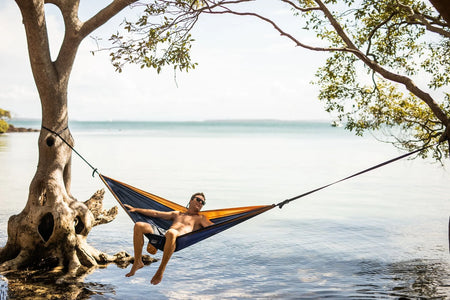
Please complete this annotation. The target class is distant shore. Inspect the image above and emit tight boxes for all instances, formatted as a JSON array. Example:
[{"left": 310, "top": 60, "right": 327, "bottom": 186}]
[{"left": 6, "top": 124, "right": 39, "bottom": 133}]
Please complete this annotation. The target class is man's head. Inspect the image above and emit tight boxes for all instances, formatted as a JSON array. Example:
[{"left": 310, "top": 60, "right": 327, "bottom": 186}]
[{"left": 188, "top": 192, "right": 206, "bottom": 211}]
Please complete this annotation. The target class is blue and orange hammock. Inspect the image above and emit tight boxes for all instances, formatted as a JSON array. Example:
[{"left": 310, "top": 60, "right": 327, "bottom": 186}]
[
  {"left": 100, "top": 143, "right": 436, "bottom": 252},
  {"left": 99, "top": 174, "right": 275, "bottom": 252}
]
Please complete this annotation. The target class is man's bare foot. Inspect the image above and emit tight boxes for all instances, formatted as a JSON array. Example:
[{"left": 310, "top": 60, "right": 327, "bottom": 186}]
[
  {"left": 146, "top": 242, "right": 157, "bottom": 255},
  {"left": 125, "top": 260, "right": 144, "bottom": 277},
  {"left": 150, "top": 270, "right": 163, "bottom": 285}
]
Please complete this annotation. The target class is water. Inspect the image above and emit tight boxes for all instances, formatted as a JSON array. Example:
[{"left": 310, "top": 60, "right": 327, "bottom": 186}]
[{"left": 1, "top": 120, "right": 449, "bottom": 299}]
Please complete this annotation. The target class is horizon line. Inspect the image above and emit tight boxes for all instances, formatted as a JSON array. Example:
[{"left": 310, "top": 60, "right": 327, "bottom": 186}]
[{"left": 10, "top": 117, "right": 333, "bottom": 123}]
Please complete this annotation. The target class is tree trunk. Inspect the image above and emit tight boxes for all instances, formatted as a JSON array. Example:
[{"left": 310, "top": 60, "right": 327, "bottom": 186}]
[
  {"left": 0, "top": 91, "right": 126, "bottom": 281},
  {"left": 0, "top": 0, "right": 144, "bottom": 282}
]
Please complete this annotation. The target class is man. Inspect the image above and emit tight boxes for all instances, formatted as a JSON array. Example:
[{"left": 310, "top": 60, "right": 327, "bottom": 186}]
[{"left": 123, "top": 192, "right": 213, "bottom": 285}]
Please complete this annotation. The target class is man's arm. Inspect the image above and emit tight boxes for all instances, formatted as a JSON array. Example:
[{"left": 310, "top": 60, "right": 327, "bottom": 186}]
[
  {"left": 124, "top": 204, "right": 177, "bottom": 220},
  {"left": 200, "top": 215, "right": 214, "bottom": 227}
]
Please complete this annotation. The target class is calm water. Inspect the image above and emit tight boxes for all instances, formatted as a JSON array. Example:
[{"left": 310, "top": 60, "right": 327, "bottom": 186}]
[{"left": 0, "top": 120, "right": 449, "bottom": 299}]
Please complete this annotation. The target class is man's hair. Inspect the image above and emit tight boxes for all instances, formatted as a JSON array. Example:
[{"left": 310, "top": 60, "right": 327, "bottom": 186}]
[{"left": 190, "top": 192, "right": 206, "bottom": 202}]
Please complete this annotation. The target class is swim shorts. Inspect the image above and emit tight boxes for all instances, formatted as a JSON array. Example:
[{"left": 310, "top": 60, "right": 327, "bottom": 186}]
[{"left": 150, "top": 223, "right": 167, "bottom": 236}]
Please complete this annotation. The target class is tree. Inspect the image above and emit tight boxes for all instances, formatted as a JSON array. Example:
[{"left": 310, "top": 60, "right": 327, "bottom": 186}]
[
  {"left": 0, "top": 0, "right": 193, "bottom": 282},
  {"left": 109, "top": 0, "right": 449, "bottom": 159},
  {"left": 304, "top": 0, "right": 450, "bottom": 159},
  {"left": 0, "top": 108, "right": 11, "bottom": 133},
  {"left": 0, "top": 109, "right": 11, "bottom": 120}
]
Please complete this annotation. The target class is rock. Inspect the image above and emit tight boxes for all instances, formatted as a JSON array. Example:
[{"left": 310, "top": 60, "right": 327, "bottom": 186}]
[{"left": 6, "top": 124, "right": 40, "bottom": 133}]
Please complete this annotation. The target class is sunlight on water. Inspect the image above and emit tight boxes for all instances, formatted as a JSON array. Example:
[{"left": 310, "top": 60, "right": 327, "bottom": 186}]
[
  {"left": 1, "top": 121, "right": 449, "bottom": 299},
  {"left": 0, "top": 276, "right": 7, "bottom": 300}
]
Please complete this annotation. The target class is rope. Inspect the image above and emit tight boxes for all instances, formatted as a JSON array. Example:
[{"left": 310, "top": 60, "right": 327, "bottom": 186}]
[
  {"left": 276, "top": 142, "right": 438, "bottom": 209},
  {"left": 42, "top": 126, "right": 99, "bottom": 177}
]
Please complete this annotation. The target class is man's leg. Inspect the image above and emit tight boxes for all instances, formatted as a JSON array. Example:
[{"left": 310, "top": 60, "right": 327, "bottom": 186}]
[
  {"left": 151, "top": 228, "right": 178, "bottom": 285},
  {"left": 126, "top": 222, "right": 154, "bottom": 277}
]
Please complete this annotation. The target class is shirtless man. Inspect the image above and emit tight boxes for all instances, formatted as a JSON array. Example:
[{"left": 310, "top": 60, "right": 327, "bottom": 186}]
[{"left": 123, "top": 192, "right": 213, "bottom": 285}]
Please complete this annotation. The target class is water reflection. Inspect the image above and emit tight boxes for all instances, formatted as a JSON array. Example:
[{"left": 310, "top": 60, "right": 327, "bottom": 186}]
[
  {"left": 1, "top": 269, "right": 117, "bottom": 300},
  {"left": 0, "top": 137, "right": 7, "bottom": 152},
  {"left": 0, "top": 276, "right": 7, "bottom": 300},
  {"left": 388, "top": 259, "right": 450, "bottom": 298},
  {"left": 356, "top": 259, "right": 450, "bottom": 299}
]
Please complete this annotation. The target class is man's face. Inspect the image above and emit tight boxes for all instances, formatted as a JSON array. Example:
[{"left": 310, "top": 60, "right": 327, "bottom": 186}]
[{"left": 190, "top": 195, "right": 205, "bottom": 210}]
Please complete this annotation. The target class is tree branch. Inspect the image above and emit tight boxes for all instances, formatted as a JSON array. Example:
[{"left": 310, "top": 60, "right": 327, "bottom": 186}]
[
  {"left": 40, "top": 0, "right": 138, "bottom": 90},
  {"left": 14, "top": 0, "right": 57, "bottom": 87},
  {"left": 80, "top": 0, "right": 138, "bottom": 39},
  {"left": 398, "top": 3, "right": 450, "bottom": 38},
  {"left": 202, "top": 9, "right": 350, "bottom": 53},
  {"left": 48, "top": 1, "right": 83, "bottom": 89},
  {"left": 428, "top": 0, "right": 450, "bottom": 25},
  {"left": 281, "top": 0, "right": 321, "bottom": 12},
  {"left": 365, "top": 12, "right": 396, "bottom": 56}
]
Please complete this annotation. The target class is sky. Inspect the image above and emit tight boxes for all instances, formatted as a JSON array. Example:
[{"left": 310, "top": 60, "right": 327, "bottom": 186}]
[{"left": 0, "top": 1, "right": 332, "bottom": 122}]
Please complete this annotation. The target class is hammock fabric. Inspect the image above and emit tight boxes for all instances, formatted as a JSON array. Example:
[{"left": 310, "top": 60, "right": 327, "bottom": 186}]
[{"left": 100, "top": 174, "right": 275, "bottom": 252}]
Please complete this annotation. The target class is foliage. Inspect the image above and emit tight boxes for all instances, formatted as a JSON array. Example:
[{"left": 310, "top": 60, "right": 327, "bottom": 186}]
[
  {"left": 298, "top": 0, "right": 450, "bottom": 159},
  {"left": 106, "top": 1, "right": 199, "bottom": 73},
  {"left": 0, "top": 108, "right": 11, "bottom": 134},
  {"left": 0, "top": 120, "right": 9, "bottom": 134},
  {"left": 0, "top": 108, "right": 11, "bottom": 120}
]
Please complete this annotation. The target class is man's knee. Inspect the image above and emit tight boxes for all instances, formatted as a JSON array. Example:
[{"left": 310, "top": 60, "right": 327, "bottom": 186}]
[
  {"left": 134, "top": 222, "right": 153, "bottom": 234},
  {"left": 165, "top": 228, "right": 178, "bottom": 239}
]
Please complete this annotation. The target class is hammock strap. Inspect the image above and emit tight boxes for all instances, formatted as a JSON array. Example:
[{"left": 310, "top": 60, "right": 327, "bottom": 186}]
[
  {"left": 276, "top": 142, "right": 438, "bottom": 209},
  {"left": 41, "top": 125, "right": 99, "bottom": 177}
]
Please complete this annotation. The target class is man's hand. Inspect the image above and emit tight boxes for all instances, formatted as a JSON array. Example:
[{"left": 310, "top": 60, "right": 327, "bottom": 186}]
[{"left": 124, "top": 204, "right": 136, "bottom": 212}]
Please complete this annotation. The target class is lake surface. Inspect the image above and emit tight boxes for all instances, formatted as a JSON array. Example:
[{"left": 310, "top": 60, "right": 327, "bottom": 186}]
[{"left": 1, "top": 120, "right": 449, "bottom": 299}]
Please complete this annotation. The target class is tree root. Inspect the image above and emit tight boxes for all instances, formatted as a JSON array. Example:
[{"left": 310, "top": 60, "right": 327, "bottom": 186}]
[
  {"left": 0, "top": 249, "right": 30, "bottom": 273},
  {"left": 84, "top": 189, "right": 118, "bottom": 227},
  {"left": 0, "top": 187, "right": 157, "bottom": 287}
]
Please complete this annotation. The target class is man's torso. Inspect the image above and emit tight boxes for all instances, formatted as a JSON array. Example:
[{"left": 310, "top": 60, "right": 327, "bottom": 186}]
[{"left": 169, "top": 212, "right": 204, "bottom": 235}]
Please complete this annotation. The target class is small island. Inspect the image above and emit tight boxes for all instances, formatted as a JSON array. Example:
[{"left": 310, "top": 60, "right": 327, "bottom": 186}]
[{"left": 0, "top": 108, "right": 39, "bottom": 134}]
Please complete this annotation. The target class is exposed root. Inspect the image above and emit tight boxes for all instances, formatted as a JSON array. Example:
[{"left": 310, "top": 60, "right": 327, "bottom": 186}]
[
  {"left": 49, "top": 265, "right": 65, "bottom": 274},
  {"left": 111, "top": 251, "right": 132, "bottom": 262},
  {"left": 84, "top": 189, "right": 118, "bottom": 227},
  {"left": 0, "top": 250, "right": 30, "bottom": 273},
  {"left": 76, "top": 245, "right": 97, "bottom": 268},
  {"left": 1, "top": 186, "right": 155, "bottom": 286},
  {"left": 66, "top": 250, "right": 82, "bottom": 277},
  {"left": 94, "top": 206, "right": 118, "bottom": 226}
]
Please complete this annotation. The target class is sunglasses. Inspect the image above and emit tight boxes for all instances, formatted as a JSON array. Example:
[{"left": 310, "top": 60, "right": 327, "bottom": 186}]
[{"left": 193, "top": 196, "right": 206, "bottom": 206}]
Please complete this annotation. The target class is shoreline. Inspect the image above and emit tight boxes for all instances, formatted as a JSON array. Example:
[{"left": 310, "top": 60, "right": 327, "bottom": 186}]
[{"left": 6, "top": 124, "right": 39, "bottom": 133}]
